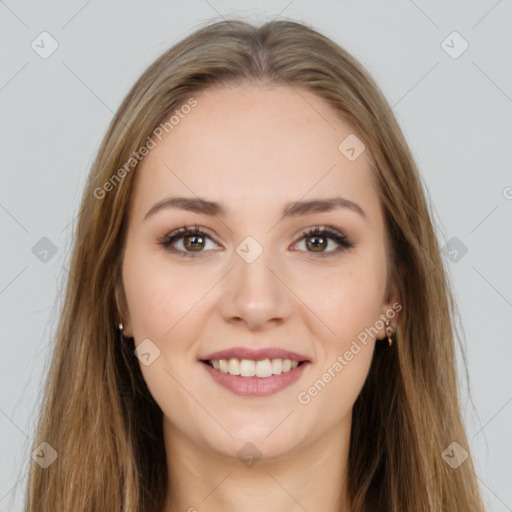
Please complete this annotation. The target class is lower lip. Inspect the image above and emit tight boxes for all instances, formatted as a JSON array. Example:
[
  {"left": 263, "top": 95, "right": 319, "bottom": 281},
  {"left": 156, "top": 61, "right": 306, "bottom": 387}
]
[{"left": 201, "top": 361, "right": 310, "bottom": 397}]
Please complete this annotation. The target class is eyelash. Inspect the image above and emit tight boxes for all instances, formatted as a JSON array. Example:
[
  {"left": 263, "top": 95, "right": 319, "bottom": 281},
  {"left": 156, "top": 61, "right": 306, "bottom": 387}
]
[{"left": 158, "top": 225, "right": 355, "bottom": 259}]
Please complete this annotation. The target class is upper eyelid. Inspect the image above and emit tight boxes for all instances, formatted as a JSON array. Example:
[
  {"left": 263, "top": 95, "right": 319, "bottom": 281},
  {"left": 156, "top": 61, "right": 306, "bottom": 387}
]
[
  {"left": 162, "top": 225, "right": 351, "bottom": 250},
  {"left": 164, "top": 225, "right": 344, "bottom": 240}
]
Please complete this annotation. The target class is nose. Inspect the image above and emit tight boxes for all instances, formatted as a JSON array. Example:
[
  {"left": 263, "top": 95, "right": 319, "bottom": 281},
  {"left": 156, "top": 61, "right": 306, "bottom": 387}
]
[{"left": 217, "top": 244, "right": 294, "bottom": 331}]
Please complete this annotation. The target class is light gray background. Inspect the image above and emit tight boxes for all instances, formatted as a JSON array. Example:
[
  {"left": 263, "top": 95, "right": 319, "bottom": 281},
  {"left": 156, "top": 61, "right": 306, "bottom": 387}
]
[{"left": 1, "top": 1, "right": 511, "bottom": 510}]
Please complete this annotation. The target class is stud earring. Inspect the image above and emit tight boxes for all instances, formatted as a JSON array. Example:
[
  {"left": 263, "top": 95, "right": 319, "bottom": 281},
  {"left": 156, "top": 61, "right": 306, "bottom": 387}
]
[{"left": 118, "top": 322, "right": 123, "bottom": 332}]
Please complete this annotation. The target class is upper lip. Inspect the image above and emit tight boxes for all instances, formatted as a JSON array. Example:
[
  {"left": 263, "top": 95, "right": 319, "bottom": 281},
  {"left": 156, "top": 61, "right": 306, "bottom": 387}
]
[{"left": 201, "top": 347, "right": 311, "bottom": 362}]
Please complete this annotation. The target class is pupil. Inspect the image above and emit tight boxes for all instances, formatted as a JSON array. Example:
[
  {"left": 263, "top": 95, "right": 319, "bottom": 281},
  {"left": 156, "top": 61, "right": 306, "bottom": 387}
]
[
  {"left": 307, "top": 236, "right": 326, "bottom": 251},
  {"left": 186, "top": 235, "right": 204, "bottom": 251}
]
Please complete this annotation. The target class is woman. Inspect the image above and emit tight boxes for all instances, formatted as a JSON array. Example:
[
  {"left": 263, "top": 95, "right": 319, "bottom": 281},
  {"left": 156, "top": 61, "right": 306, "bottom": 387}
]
[{"left": 24, "top": 18, "right": 486, "bottom": 512}]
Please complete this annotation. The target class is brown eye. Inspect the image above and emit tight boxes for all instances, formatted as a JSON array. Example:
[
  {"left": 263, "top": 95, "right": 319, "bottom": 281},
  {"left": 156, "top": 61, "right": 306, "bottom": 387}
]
[
  {"left": 183, "top": 233, "right": 206, "bottom": 251},
  {"left": 294, "top": 227, "right": 354, "bottom": 258},
  {"left": 305, "top": 233, "right": 328, "bottom": 252},
  {"left": 160, "top": 226, "right": 218, "bottom": 256}
]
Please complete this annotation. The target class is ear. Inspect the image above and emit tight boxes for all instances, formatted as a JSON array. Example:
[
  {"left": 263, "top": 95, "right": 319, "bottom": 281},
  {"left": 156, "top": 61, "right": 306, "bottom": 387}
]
[
  {"left": 376, "top": 279, "right": 402, "bottom": 340},
  {"left": 114, "top": 278, "right": 133, "bottom": 338}
]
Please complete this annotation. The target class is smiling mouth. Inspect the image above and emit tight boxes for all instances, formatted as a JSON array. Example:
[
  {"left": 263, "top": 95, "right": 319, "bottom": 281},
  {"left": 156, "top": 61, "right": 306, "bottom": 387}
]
[{"left": 202, "top": 358, "right": 307, "bottom": 378}]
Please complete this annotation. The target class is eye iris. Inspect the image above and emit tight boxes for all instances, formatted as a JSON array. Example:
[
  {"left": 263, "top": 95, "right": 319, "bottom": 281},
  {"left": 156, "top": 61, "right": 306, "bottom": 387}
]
[
  {"left": 306, "top": 235, "right": 327, "bottom": 252},
  {"left": 184, "top": 234, "right": 205, "bottom": 251}
]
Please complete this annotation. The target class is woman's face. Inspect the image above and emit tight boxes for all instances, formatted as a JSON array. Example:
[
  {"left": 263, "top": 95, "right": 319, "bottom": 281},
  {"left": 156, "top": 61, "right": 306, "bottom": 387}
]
[{"left": 119, "top": 83, "right": 399, "bottom": 460}]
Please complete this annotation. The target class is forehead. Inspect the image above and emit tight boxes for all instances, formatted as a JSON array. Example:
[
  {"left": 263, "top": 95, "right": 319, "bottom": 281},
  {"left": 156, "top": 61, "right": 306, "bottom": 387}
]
[{"left": 129, "top": 83, "right": 381, "bottom": 224}]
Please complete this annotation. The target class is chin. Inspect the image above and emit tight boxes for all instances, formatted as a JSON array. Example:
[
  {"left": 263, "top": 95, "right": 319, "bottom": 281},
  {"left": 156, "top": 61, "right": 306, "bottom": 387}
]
[
  {"left": 210, "top": 434, "right": 298, "bottom": 465},
  {"left": 222, "top": 422, "right": 302, "bottom": 460}
]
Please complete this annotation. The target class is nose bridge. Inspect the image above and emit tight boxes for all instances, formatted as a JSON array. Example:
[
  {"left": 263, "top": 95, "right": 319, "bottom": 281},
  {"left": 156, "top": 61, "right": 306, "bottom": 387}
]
[
  {"left": 237, "top": 238, "right": 276, "bottom": 289},
  {"left": 219, "top": 235, "right": 293, "bottom": 328}
]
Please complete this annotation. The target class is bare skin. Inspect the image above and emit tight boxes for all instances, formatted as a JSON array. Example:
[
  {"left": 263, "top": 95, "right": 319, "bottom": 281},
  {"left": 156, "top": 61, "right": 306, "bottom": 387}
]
[{"left": 118, "top": 82, "right": 400, "bottom": 512}]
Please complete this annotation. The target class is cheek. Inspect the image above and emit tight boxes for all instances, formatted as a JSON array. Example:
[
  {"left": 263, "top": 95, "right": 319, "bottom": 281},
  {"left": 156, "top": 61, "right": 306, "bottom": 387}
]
[
  {"left": 122, "top": 247, "right": 206, "bottom": 339},
  {"left": 297, "top": 254, "right": 386, "bottom": 346},
  {"left": 122, "top": 251, "right": 210, "bottom": 426},
  {"left": 302, "top": 346, "right": 374, "bottom": 420},
  {"left": 296, "top": 263, "right": 380, "bottom": 415}
]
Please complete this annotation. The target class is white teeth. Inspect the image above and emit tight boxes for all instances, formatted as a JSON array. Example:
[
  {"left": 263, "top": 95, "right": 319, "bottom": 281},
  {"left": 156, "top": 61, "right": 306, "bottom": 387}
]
[
  {"left": 255, "top": 359, "right": 273, "bottom": 378},
  {"left": 208, "top": 358, "right": 302, "bottom": 378},
  {"left": 240, "top": 359, "right": 255, "bottom": 377},
  {"left": 271, "top": 358, "right": 283, "bottom": 375},
  {"left": 228, "top": 358, "right": 241, "bottom": 375}
]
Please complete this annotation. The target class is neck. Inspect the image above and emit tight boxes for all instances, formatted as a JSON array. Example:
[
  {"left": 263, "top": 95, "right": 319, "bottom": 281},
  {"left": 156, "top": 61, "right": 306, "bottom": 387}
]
[{"left": 161, "top": 416, "right": 352, "bottom": 512}]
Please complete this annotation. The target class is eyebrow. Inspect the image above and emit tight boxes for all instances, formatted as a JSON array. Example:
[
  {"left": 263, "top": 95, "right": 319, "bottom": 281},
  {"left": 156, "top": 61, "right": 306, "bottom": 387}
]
[{"left": 143, "top": 196, "right": 367, "bottom": 221}]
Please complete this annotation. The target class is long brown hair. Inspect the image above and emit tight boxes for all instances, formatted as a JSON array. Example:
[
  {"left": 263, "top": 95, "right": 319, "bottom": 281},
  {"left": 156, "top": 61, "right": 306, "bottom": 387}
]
[{"left": 23, "top": 18, "right": 486, "bottom": 511}]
